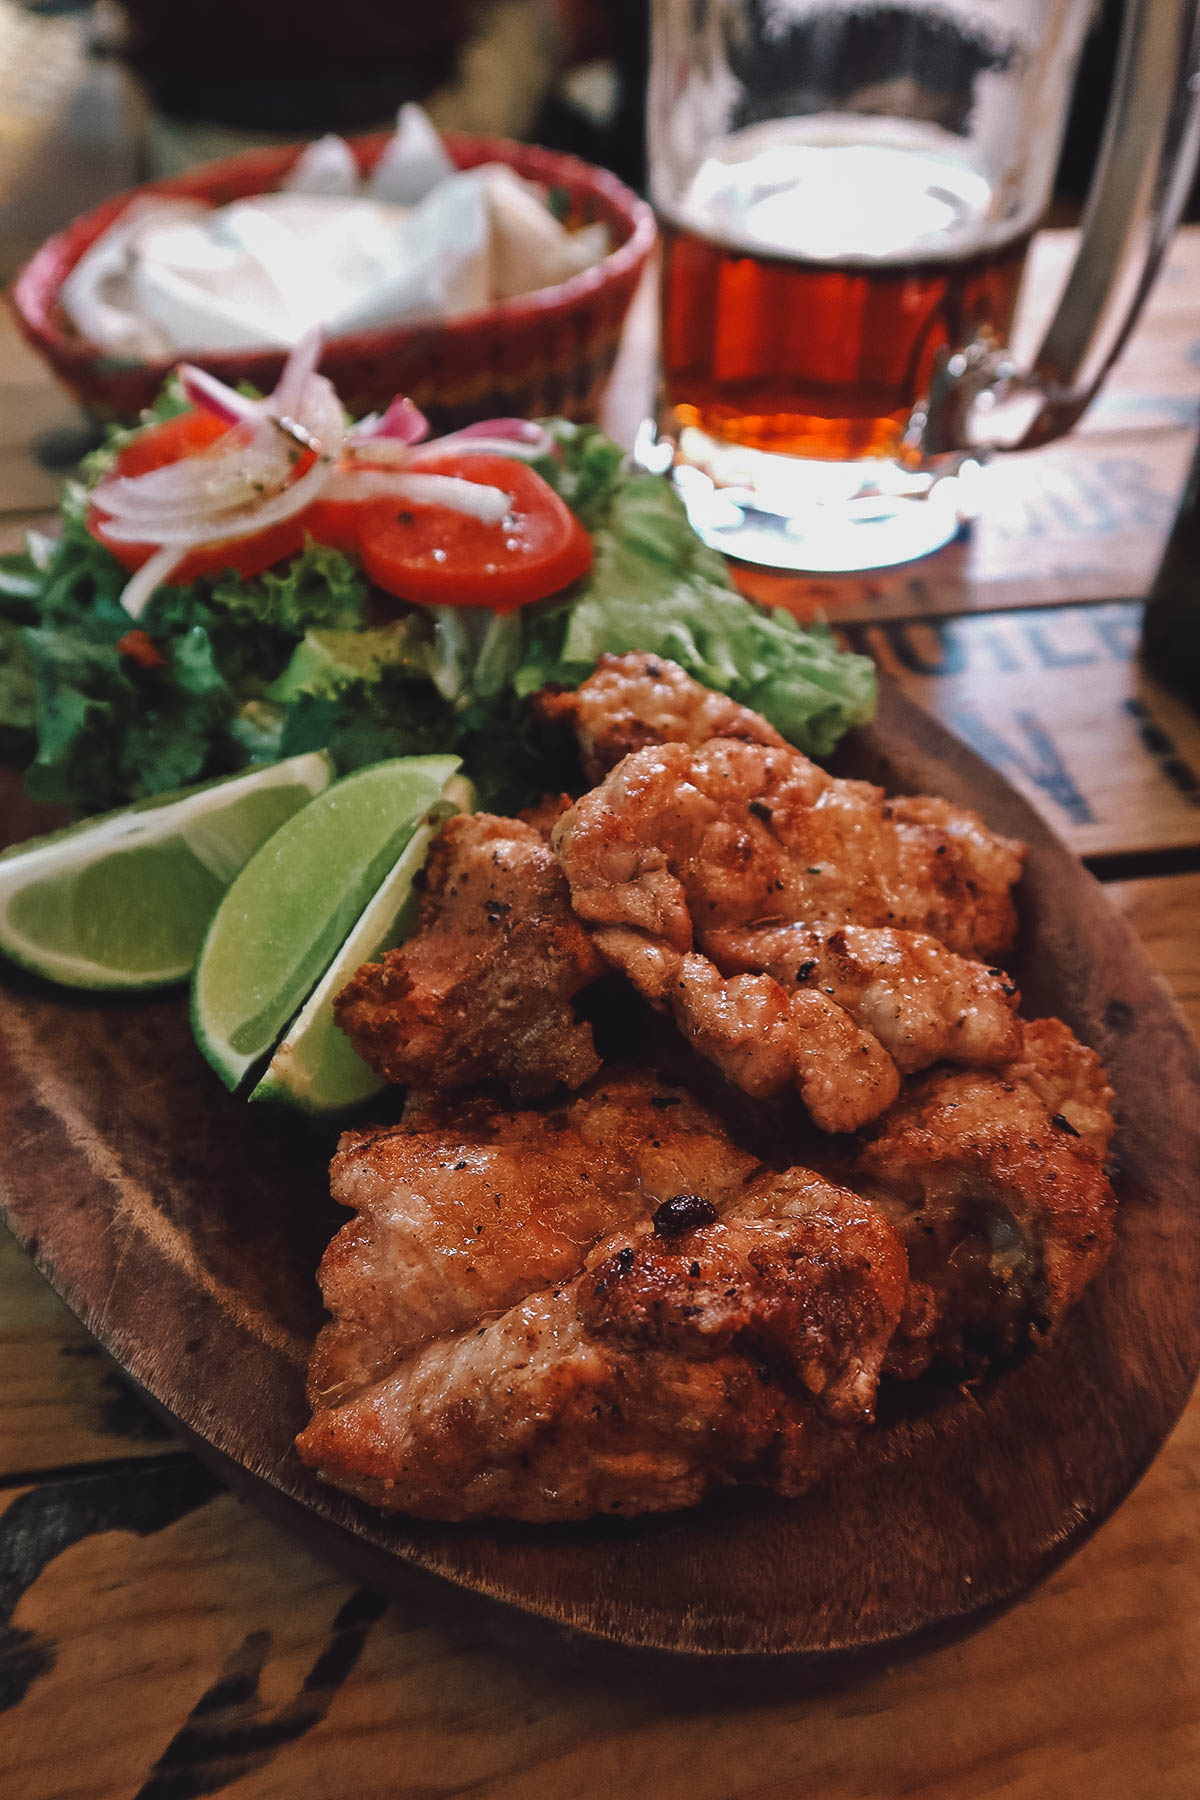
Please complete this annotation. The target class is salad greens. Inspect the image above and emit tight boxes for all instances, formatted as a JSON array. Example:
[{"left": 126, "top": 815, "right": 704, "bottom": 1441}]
[{"left": 0, "top": 417, "right": 876, "bottom": 815}]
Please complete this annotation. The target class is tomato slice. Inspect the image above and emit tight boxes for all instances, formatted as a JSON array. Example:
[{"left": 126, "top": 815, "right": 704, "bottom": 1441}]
[
  {"left": 106, "top": 408, "right": 228, "bottom": 474},
  {"left": 85, "top": 418, "right": 594, "bottom": 609},
  {"left": 299, "top": 490, "right": 370, "bottom": 554},
  {"left": 85, "top": 408, "right": 309, "bottom": 585},
  {"left": 358, "top": 451, "right": 592, "bottom": 612}
]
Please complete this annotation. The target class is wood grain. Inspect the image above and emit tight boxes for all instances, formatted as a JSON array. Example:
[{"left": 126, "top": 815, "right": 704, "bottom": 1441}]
[
  {"left": 0, "top": 683, "right": 1196, "bottom": 1667},
  {"left": 1, "top": 1345, "right": 1198, "bottom": 1799},
  {"left": 0, "top": 310, "right": 84, "bottom": 517},
  {"left": 1107, "top": 872, "right": 1200, "bottom": 1040},
  {"left": 0, "top": 1225, "right": 168, "bottom": 1478},
  {"left": 844, "top": 603, "right": 1200, "bottom": 859}
]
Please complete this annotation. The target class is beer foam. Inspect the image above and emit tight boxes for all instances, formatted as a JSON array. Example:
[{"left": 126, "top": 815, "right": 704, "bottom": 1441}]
[{"left": 670, "top": 118, "right": 1034, "bottom": 266}]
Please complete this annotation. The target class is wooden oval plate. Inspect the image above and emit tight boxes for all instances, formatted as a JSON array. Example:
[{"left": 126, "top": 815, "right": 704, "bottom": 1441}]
[{"left": 2, "top": 680, "right": 1198, "bottom": 1674}]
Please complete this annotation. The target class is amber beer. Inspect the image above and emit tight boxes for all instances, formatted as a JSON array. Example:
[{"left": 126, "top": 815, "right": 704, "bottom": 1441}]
[{"left": 658, "top": 133, "right": 1035, "bottom": 463}]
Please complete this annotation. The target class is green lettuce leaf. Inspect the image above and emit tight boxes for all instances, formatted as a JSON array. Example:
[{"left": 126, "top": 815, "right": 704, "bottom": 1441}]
[
  {"left": 0, "top": 551, "right": 44, "bottom": 623},
  {"left": 0, "top": 620, "right": 36, "bottom": 758},
  {"left": 21, "top": 608, "right": 241, "bottom": 810},
  {"left": 142, "top": 541, "right": 369, "bottom": 695},
  {"left": 280, "top": 668, "right": 457, "bottom": 772},
  {"left": 266, "top": 619, "right": 434, "bottom": 703},
  {"left": 531, "top": 420, "right": 627, "bottom": 531},
  {"left": 517, "top": 442, "right": 876, "bottom": 758},
  {"left": 12, "top": 532, "right": 371, "bottom": 811}
]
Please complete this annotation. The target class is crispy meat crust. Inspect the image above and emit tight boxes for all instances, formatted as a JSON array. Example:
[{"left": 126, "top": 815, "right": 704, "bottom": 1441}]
[
  {"left": 534, "top": 651, "right": 787, "bottom": 783},
  {"left": 333, "top": 813, "right": 604, "bottom": 1101},
  {"left": 857, "top": 1018, "right": 1118, "bottom": 1375},
  {"left": 307, "top": 1071, "right": 761, "bottom": 1408},
  {"left": 297, "top": 1071, "right": 909, "bottom": 1520},
  {"left": 299, "top": 1024, "right": 1118, "bottom": 1519},
  {"left": 707, "top": 922, "right": 1023, "bottom": 1075},
  {"left": 553, "top": 732, "right": 1024, "bottom": 1129}
]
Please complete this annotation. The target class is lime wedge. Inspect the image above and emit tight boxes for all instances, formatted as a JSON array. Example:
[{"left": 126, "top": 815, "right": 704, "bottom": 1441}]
[
  {"left": 0, "top": 752, "right": 335, "bottom": 992},
  {"left": 192, "top": 754, "right": 461, "bottom": 1091},
  {"left": 251, "top": 775, "right": 474, "bottom": 1115}
]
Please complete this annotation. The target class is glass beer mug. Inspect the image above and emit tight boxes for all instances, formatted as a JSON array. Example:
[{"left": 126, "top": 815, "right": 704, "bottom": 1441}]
[{"left": 649, "top": 0, "right": 1200, "bottom": 571}]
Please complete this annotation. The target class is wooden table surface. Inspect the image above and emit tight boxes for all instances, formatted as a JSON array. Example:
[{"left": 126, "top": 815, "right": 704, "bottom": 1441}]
[{"left": 1, "top": 227, "right": 1199, "bottom": 1800}]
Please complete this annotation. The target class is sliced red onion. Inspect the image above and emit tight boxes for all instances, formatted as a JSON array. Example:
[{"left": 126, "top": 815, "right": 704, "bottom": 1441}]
[
  {"left": 319, "top": 466, "right": 513, "bottom": 521},
  {"left": 100, "top": 362, "right": 341, "bottom": 529},
  {"left": 119, "top": 544, "right": 184, "bottom": 621},
  {"left": 319, "top": 467, "right": 422, "bottom": 501},
  {"left": 420, "top": 418, "right": 552, "bottom": 462},
  {"left": 386, "top": 470, "right": 512, "bottom": 522},
  {"left": 343, "top": 437, "right": 414, "bottom": 467},
  {"left": 421, "top": 433, "right": 549, "bottom": 462},
  {"left": 103, "top": 413, "right": 342, "bottom": 546},
  {"left": 442, "top": 418, "right": 545, "bottom": 444},
  {"left": 275, "top": 327, "right": 325, "bottom": 417},
  {"left": 105, "top": 375, "right": 345, "bottom": 571},
  {"left": 345, "top": 429, "right": 544, "bottom": 468},
  {"left": 178, "top": 364, "right": 261, "bottom": 426},
  {"left": 348, "top": 394, "right": 429, "bottom": 446},
  {"left": 94, "top": 427, "right": 287, "bottom": 522}
]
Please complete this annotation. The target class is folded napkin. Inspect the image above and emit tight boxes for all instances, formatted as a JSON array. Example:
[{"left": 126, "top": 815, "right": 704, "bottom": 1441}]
[{"left": 60, "top": 105, "right": 609, "bottom": 359}]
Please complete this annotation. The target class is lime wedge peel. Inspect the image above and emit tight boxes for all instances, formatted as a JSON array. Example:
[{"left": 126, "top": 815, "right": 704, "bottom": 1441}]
[
  {"left": 252, "top": 774, "right": 474, "bottom": 1115},
  {"left": 192, "top": 754, "right": 462, "bottom": 1093},
  {"left": 0, "top": 752, "right": 335, "bottom": 992}
]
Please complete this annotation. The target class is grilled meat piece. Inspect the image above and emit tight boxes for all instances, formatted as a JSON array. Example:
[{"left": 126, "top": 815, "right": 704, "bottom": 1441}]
[
  {"left": 857, "top": 1017, "right": 1118, "bottom": 1375},
  {"left": 307, "top": 1070, "right": 760, "bottom": 1407},
  {"left": 1002, "top": 1015, "right": 1116, "bottom": 1159},
  {"left": 553, "top": 735, "right": 1024, "bottom": 1130},
  {"left": 299, "top": 1284, "right": 848, "bottom": 1522},
  {"left": 707, "top": 922, "right": 1022, "bottom": 1075},
  {"left": 880, "top": 794, "right": 1028, "bottom": 971},
  {"left": 299, "top": 1020, "right": 1119, "bottom": 1519},
  {"left": 297, "top": 1072, "right": 909, "bottom": 1520},
  {"left": 334, "top": 813, "right": 605, "bottom": 1101},
  {"left": 534, "top": 651, "right": 787, "bottom": 783}
]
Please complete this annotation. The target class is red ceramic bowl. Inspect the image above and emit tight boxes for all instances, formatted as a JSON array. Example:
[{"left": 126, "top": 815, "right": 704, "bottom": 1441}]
[{"left": 8, "top": 133, "right": 656, "bottom": 431}]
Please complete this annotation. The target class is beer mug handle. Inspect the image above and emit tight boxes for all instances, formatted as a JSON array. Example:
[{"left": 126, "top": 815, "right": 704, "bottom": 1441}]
[{"left": 919, "top": 0, "right": 1200, "bottom": 460}]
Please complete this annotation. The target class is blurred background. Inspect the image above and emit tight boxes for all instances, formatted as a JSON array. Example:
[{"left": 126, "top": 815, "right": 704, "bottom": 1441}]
[{"left": 0, "top": 0, "right": 1134, "bottom": 285}]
